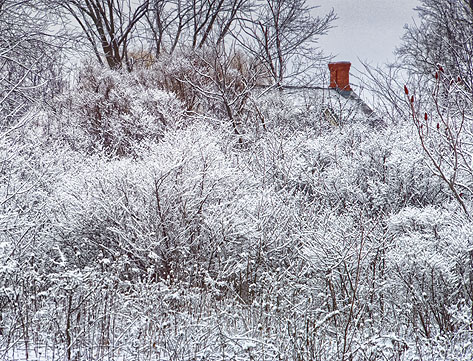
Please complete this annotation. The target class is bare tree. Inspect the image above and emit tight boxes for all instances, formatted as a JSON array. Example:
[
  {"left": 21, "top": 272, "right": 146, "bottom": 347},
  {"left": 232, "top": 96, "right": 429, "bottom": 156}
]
[
  {"left": 1, "top": 0, "right": 63, "bottom": 127},
  {"left": 398, "top": 0, "right": 473, "bottom": 91},
  {"left": 399, "top": 1, "right": 473, "bottom": 273},
  {"left": 178, "top": 42, "right": 267, "bottom": 139},
  {"left": 405, "top": 65, "right": 473, "bottom": 322},
  {"left": 55, "top": 0, "right": 150, "bottom": 69},
  {"left": 144, "top": 0, "right": 252, "bottom": 56},
  {"left": 144, "top": 0, "right": 175, "bottom": 56},
  {"left": 1, "top": 2, "right": 65, "bottom": 356},
  {"left": 235, "top": 0, "right": 336, "bottom": 87}
]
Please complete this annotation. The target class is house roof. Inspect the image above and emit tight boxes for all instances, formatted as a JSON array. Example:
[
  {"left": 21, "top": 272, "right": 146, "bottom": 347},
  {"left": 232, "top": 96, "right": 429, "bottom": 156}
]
[{"left": 279, "top": 86, "right": 384, "bottom": 127}]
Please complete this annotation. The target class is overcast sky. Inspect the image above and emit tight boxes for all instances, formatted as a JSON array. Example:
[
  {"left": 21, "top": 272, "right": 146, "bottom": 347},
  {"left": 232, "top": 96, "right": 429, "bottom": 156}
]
[{"left": 314, "top": 0, "right": 420, "bottom": 74}]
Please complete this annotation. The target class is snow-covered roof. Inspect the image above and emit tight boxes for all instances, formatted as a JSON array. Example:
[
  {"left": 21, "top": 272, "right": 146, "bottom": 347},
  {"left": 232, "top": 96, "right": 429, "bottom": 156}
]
[{"left": 280, "top": 86, "right": 383, "bottom": 127}]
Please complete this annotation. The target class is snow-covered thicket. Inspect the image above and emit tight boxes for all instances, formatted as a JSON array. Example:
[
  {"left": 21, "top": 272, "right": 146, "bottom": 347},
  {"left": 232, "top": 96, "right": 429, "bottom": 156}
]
[
  {"left": 2, "top": 0, "right": 472, "bottom": 358},
  {"left": 1, "top": 57, "right": 472, "bottom": 360}
]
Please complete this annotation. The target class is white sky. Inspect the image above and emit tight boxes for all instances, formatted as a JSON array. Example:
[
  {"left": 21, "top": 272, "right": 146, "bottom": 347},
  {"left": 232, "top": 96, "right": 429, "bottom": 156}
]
[{"left": 314, "top": 0, "right": 420, "bottom": 74}]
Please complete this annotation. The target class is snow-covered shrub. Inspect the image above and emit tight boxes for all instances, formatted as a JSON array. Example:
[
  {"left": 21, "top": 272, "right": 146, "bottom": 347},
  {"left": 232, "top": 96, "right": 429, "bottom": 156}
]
[
  {"left": 45, "top": 123, "right": 250, "bottom": 284},
  {"left": 278, "top": 122, "right": 447, "bottom": 216},
  {"left": 50, "top": 63, "right": 185, "bottom": 157},
  {"left": 146, "top": 48, "right": 275, "bottom": 144},
  {"left": 386, "top": 206, "right": 473, "bottom": 337},
  {"left": 0, "top": 112, "right": 79, "bottom": 358},
  {"left": 406, "top": 65, "right": 473, "bottom": 218},
  {"left": 151, "top": 48, "right": 265, "bottom": 115},
  {"left": 244, "top": 113, "right": 467, "bottom": 358}
]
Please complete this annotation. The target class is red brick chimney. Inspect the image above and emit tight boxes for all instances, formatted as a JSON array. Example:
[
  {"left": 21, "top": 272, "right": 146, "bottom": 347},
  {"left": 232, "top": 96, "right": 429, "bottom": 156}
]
[{"left": 328, "top": 62, "right": 352, "bottom": 91}]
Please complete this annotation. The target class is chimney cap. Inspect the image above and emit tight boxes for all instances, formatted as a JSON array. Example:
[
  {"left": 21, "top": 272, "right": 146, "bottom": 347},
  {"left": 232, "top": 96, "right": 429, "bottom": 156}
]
[{"left": 329, "top": 61, "right": 351, "bottom": 65}]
